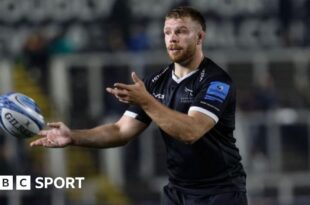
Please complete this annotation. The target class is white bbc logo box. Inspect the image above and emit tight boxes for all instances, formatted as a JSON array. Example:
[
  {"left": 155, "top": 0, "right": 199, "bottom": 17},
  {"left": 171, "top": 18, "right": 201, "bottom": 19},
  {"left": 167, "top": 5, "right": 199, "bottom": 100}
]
[
  {"left": 0, "top": 175, "right": 31, "bottom": 190},
  {"left": 0, "top": 176, "right": 13, "bottom": 190},
  {"left": 16, "top": 176, "right": 31, "bottom": 190}
]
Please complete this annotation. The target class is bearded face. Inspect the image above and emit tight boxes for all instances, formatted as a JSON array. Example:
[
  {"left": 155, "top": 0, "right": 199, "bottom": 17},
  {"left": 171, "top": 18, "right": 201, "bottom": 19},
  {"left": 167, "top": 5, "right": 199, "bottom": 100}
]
[
  {"left": 167, "top": 39, "right": 196, "bottom": 64},
  {"left": 164, "top": 17, "right": 202, "bottom": 65}
]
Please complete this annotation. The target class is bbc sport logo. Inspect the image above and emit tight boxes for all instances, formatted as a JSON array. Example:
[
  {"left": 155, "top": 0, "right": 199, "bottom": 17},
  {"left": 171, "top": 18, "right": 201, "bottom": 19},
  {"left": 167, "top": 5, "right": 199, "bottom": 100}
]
[{"left": 0, "top": 175, "right": 85, "bottom": 190}]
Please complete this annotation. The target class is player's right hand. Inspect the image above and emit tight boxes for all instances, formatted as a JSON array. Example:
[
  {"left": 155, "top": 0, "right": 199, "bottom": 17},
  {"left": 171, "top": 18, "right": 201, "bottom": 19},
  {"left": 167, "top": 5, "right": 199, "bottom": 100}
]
[{"left": 30, "top": 122, "right": 73, "bottom": 148}]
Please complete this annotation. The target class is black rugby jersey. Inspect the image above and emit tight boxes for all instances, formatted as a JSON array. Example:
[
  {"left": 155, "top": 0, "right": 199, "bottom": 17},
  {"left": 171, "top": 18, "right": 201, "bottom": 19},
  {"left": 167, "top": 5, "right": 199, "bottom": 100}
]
[{"left": 124, "top": 57, "right": 246, "bottom": 194}]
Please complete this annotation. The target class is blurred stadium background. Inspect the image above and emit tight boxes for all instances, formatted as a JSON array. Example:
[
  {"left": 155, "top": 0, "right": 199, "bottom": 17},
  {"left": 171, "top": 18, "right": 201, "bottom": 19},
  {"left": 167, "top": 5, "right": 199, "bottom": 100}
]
[{"left": 0, "top": 0, "right": 310, "bottom": 204}]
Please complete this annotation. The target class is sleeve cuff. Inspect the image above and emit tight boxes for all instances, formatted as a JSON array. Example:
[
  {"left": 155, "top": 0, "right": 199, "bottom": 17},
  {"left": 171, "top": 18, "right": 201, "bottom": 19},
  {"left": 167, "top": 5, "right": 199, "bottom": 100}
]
[
  {"left": 124, "top": 111, "right": 138, "bottom": 118},
  {"left": 188, "top": 106, "right": 219, "bottom": 123}
]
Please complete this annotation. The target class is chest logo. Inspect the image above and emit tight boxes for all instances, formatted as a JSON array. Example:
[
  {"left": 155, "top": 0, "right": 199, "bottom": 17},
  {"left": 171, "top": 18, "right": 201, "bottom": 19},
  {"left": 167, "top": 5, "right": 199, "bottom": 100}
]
[
  {"left": 153, "top": 93, "right": 165, "bottom": 100},
  {"left": 184, "top": 87, "right": 193, "bottom": 96}
]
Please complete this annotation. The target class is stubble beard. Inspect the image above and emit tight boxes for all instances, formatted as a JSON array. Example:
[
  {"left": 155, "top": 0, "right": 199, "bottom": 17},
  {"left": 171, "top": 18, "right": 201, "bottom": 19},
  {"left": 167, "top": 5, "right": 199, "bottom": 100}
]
[{"left": 167, "top": 44, "right": 196, "bottom": 66}]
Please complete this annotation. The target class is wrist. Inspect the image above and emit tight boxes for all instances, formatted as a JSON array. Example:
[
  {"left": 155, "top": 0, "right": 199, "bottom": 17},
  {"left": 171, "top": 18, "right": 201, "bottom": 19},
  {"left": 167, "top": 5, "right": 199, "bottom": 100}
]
[
  {"left": 69, "top": 131, "right": 78, "bottom": 146},
  {"left": 140, "top": 94, "right": 154, "bottom": 110}
]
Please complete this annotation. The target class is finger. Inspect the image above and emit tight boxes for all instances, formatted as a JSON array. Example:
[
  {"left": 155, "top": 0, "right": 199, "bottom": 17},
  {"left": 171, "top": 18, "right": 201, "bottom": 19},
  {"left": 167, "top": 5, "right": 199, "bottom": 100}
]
[
  {"left": 47, "top": 137, "right": 56, "bottom": 145},
  {"left": 42, "top": 137, "right": 55, "bottom": 147},
  {"left": 115, "top": 89, "right": 129, "bottom": 97},
  {"left": 38, "top": 130, "right": 50, "bottom": 136},
  {"left": 107, "top": 87, "right": 127, "bottom": 95},
  {"left": 106, "top": 87, "right": 114, "bottom": 94},
  {"left": 42, "top": 140, "right": 52, "bottom": 147},
  {"left": 47, "top": 122, "right": 62, "bottom": 128},
  {"left": 114, "top": 83, "right": 131, "bottom": 90},
  {"left": 106, "top": 87, "right": 128, "bottom": 98},
  {"left": 30, "top": 138, "right": 47, "bottom": 147},
  {"left": 106, "top": 87, "right": 118, "bottom": 98},
  {"left": 132, "top": 72, "right": 142, "bottom": 83},
  {"left": 117, "top": 95, "right": 130, "bottom": 103},
  {"left": 118, "top": 98, "right": 130, "bottom": 104}
]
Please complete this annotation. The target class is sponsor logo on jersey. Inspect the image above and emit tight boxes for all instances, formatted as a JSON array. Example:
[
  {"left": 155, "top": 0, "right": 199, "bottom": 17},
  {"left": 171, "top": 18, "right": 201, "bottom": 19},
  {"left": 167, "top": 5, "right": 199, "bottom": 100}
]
[
  {"left": 151, "top": 67, "right": 169, "bottom": 83},
  {"left": 153, "top": 93, "right": 165, "bottom": 100},
  {"left": 204, "top": 81, "right": 230, "bottom": 103},
  {"left": 199, "top": 69, "right": 206, "bottom": 82},
  {"left": 180, "top": 97, "right": 193, "bottom": 103},
  {"left": 184, "top": 87, "right": 193, "bottom": 96}
]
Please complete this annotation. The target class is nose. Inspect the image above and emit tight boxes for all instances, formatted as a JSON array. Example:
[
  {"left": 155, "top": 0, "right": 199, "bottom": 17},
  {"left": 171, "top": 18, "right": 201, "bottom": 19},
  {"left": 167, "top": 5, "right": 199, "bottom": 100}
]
[{"left": 169, "top": 33, "right": 178, "bottom": 43}]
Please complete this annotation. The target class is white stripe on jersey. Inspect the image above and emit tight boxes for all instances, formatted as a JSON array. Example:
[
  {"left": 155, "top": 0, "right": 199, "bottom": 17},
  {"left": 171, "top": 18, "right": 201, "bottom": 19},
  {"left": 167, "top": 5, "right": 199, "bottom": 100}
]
[
  {"left": 188, "top": 106, "right": 219, "bottom": 123},
  {"left": 124, "top": 111, "right": 138, "bottom": 118},
  {"left": 172, "top": 70, "right": 199, "bottom": 84}
]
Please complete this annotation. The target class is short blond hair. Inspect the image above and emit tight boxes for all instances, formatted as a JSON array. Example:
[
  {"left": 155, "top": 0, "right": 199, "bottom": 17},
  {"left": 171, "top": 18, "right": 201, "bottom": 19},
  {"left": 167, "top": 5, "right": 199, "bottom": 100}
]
[{"left": 166, "top": 6, "right": 206, "bottom": 32}]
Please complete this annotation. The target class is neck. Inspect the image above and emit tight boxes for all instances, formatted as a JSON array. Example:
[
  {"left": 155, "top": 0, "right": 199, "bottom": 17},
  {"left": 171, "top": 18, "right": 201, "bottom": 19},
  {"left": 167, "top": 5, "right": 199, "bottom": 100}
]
[{"left": 174, "top": 52, "right": 204, "bottom": 78}]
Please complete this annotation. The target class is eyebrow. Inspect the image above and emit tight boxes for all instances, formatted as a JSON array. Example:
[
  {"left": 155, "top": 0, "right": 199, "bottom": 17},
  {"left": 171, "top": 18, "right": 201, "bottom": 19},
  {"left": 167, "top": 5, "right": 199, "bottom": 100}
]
[{"left": 164, "top": 25, "right": 189, "bottom": 31}]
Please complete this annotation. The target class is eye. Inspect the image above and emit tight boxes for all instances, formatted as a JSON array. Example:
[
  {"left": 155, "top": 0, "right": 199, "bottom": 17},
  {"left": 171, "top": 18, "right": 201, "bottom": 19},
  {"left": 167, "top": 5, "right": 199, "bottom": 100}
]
[
  {"left": 179, "top": 28, "right": 188, "bottom": 34},
  {"left": 164, "top": 30, "right": 171, "bottom": 35}
]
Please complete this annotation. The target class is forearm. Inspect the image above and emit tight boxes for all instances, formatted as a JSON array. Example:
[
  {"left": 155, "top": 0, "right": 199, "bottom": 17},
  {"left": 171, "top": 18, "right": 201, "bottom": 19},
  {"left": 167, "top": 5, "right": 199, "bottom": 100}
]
[
  {"left": 141, "top": 96, "right": 207, "bottom": 144},
  {"left": 71, "top": 123, "right": 127, "bottom": 148}
]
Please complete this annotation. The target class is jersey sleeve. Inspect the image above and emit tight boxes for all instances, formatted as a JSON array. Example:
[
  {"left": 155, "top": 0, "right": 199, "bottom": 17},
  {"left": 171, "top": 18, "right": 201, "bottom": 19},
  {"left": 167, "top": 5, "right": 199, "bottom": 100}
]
[
  {"left": 124, "top": 105, "right": 152, "bottom": 125},
  {"left": 189, "top": 80, "right": 234, "bottom": 123}
]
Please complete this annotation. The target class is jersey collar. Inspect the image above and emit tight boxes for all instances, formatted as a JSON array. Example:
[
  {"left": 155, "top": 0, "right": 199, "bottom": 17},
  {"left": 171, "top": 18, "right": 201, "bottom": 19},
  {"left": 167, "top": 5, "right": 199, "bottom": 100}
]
[
  {"left": 170, "top": 57, "right": 208, "bottom": 83},
  {"left": 172, "top": 69, "right": 199, "bottom": 84}
]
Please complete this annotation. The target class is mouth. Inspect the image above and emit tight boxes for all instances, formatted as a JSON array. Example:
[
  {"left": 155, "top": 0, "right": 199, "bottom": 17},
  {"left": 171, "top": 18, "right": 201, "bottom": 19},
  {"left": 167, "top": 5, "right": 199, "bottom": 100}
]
[
  {"left": 168, "top": 46, "right": 182, "bottom": 53},
  {"left": 168, "top": 46, "right": 182, "bottom": 51}
]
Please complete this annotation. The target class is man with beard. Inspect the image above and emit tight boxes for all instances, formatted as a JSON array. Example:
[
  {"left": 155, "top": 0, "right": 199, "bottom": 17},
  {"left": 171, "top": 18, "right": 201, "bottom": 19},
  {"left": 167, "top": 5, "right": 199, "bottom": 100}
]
[{"left": 31, "top": 7, "right": 247, "bottom": 205}]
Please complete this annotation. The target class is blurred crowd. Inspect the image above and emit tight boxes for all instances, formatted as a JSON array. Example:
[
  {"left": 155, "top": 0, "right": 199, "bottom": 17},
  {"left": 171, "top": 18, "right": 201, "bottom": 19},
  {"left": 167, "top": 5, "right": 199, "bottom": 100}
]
[
  {"left": 0, "top": 0, "right": 309, "bottom": 57},
  {"left": 0, "top": 0, "right": 307, "bottom": 104}
]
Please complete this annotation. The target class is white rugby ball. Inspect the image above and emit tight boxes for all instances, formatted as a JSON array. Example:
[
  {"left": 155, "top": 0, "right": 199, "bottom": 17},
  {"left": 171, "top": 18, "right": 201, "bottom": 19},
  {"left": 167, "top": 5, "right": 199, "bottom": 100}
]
[{"left": 0, "top": 92, "right": 45, "bottom": 138}]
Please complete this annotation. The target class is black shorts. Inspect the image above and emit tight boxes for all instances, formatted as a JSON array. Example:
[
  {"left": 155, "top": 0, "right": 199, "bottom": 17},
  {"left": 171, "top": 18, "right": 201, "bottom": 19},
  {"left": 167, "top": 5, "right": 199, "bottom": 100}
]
[{"left": 161, "top": 185, "right": 247, "bottom": 205}]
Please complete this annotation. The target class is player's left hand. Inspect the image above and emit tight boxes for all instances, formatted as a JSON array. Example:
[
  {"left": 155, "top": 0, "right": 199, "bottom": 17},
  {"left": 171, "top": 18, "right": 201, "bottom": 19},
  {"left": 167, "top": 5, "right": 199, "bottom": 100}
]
[{"left": 106, "top": 72, "right": 152, "bottom": 105}]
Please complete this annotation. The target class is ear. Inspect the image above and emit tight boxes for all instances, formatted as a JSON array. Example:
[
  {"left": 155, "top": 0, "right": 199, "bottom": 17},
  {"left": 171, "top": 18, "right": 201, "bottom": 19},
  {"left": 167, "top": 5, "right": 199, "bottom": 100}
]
[{"left": 197, "top": 31, "right": 205, "bottom": 45}]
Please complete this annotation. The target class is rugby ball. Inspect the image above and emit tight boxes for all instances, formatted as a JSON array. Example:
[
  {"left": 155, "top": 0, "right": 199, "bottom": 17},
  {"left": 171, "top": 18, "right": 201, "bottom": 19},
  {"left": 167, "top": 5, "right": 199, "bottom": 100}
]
[{"left": 0, "top": 92, "right": 45, "bottom": 138}]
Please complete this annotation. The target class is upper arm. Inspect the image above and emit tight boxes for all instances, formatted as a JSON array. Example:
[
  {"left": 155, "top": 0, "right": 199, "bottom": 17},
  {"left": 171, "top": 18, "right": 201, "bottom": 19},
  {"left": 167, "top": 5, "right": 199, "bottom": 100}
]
[
  {"left": 186, "top": 79, "right": 234, "bottom": 141},
  {"left": 187, "top": 109, "right": 216, "bottom": 142},
  {"left": 190, "top": 80, "right": 233, "bottom": 123},
  {"left": 115, "top": 114, "right": 149, "bottom": 141}
]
